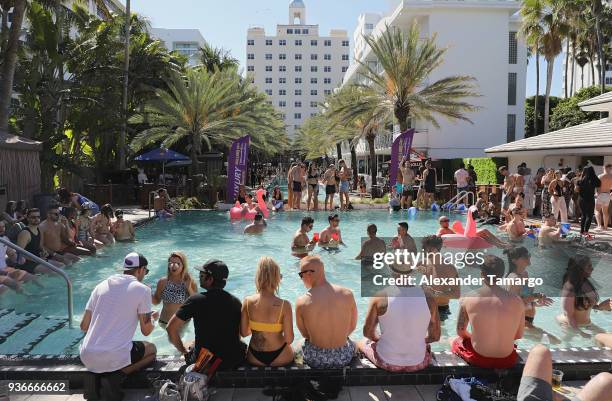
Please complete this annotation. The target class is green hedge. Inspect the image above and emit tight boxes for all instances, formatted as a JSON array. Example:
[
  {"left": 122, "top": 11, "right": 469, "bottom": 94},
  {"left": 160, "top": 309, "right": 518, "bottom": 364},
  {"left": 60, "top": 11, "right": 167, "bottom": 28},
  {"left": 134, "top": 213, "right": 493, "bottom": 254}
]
[{"left": 463, "top": 157, "right": 507, "bottom": 185}]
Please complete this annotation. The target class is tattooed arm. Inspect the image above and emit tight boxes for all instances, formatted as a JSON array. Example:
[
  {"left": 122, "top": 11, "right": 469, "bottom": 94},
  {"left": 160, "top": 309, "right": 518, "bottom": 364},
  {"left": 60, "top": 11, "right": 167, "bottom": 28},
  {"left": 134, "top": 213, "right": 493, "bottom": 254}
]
[
  {"left": 425, "top": 289, "right": 441, "bottom": 344},
  {"left": 456, "top": 300, "right": 471, "bottom": 339}
]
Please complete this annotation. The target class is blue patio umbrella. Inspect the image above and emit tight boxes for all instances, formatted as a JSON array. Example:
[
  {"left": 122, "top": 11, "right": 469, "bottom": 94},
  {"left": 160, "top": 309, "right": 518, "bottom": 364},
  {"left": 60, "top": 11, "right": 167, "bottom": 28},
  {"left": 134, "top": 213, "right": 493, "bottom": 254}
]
[{"left": 134, "top": 148, "right": 190, "bottom": 182}]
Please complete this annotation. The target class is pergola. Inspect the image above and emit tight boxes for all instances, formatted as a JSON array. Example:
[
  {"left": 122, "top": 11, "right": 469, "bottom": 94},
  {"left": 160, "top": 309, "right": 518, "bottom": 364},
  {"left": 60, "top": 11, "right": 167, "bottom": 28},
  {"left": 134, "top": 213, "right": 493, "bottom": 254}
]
[{"left": 0, "top": 131, "right": 42, "bottom": 208}]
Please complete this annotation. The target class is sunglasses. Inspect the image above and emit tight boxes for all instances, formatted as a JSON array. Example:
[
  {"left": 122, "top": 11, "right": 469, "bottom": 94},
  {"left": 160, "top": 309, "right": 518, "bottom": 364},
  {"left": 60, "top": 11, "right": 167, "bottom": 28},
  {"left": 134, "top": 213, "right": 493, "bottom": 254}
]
[
  {"left": 441, "top": 220, "right": 449, "bottom": 223},
  {"left": 142, "top": 267, "right": 150, "bottom": 275},
  {"left": 49, "top": 212, "right": 59, "bottom": 216},
  {"left": 298, "top": 270, "right": 315, "bottom": 278}
]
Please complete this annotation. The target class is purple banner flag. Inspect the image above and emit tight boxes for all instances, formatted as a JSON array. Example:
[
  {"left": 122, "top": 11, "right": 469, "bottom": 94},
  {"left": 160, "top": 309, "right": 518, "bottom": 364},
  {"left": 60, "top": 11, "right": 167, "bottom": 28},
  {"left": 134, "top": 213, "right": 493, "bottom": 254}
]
[
  {"left": 389, "top": 129, "right": 415, "bottom": 187},
  {"left": 226, "top": 135, "right": 251, "bottom": 202}
]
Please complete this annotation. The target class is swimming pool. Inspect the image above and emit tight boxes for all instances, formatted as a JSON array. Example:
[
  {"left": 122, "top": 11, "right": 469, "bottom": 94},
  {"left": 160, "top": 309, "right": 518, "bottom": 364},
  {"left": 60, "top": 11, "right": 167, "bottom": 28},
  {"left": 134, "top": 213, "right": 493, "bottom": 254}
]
[{"left": 0, "top": 209, "right": 610, "bottom": 356}]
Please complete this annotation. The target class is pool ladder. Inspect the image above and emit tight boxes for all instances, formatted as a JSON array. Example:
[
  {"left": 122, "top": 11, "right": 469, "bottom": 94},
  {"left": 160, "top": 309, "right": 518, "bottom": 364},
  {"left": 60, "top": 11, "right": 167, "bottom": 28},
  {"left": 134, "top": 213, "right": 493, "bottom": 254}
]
[
  {"left": 442, "top": 191, "right": 475, "bottom": 211},
  {"left": 0, "top": 236, "right": 73, "bottom": 328}
]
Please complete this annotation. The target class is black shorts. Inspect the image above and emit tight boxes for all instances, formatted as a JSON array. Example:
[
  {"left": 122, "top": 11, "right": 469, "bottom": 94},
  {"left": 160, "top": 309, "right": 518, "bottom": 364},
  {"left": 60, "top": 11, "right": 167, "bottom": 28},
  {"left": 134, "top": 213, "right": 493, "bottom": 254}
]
[
  {"left": 292, "top": 181, "right": 303, "bottom": 192},
  {"left": 425, "top": 185, "right": 436, "bottom": 194},
  {"left": 325, "top": 185, "right": 336, "bottom": 195},
  {"left": 18, "top": 261, "right": 38, "bottom": 274},
  {"left": 130, "top": 341, "right": 145, "bottom": 364},
  {"left": 402, "top": 187, "right": 414, "bottom": 198}
]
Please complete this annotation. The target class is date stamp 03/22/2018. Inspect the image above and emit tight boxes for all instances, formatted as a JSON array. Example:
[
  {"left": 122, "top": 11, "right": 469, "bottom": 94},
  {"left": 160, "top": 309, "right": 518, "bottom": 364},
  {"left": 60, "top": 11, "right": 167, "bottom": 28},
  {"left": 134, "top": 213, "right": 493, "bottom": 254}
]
[{"left": 0, "top": 380, "right": 70, "bottom": 396}]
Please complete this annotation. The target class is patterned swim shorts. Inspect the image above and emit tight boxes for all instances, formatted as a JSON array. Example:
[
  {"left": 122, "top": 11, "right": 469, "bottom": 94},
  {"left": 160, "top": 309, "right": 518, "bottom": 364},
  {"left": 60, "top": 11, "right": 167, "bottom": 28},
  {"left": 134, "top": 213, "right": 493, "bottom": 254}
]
[{"left": 303, "top": 339, "right": 355, "bottom": 369}]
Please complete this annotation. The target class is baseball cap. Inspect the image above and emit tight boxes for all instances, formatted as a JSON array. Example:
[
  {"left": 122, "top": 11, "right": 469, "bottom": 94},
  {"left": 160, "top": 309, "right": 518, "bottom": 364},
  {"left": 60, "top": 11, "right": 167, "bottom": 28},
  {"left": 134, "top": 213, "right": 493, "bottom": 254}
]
[
  {"left": 123, "top": 252, "right": 148, "bottom": 270},
  {"left": 195, "top": 259, "right": 229, "bottom": 283}
]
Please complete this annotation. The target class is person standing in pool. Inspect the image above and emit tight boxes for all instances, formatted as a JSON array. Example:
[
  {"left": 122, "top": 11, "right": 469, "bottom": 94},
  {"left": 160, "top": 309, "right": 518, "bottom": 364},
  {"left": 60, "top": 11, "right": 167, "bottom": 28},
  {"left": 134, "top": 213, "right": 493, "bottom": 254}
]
[
  {"left": 318, "top": 214, "right": 345, "bottom": 249},
  {"left": 391, "top": 222, "right": 417, "bottom": 253},
  {"left": 436, "top": 216, "right": 455, "bottom": 236},
  {"left": 416, "top": 235, "right": 460, "bottom": 322},
  {"left": 152, "top": 251, "right": 197, "bottom": 326},
  {"left": 244, "top": 213, "right": 267, "bottom": 234},
  {"left": 452, "top": 255, "right": 524, "bottom": 369},
  {"left": 323, "top": 164, "right": 337, "bottom": 211},
  {"left": 291, "top": 162, "right": 305, "bottom": 210},
  {"left": 112, "top": 210, "right": 135, "bottom": 242},
  {"left": 240, "top": 257, "right": 294, "bottom": 366},
  {"left": 355, "top": 224, "right": 386, "bottom": 263},
  {"left": 291, "top": 216, "right": 317, "bottom": 258},
  {"left": 296, "top": 256, "right": 357, "bottom": 369}
]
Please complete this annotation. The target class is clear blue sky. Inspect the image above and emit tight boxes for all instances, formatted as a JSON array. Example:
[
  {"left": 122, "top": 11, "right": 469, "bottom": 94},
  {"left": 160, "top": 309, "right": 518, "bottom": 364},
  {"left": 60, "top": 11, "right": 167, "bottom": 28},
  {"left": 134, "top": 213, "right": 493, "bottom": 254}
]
[{"left": 127, "top": 0, "right": 563, "bottom": 97}]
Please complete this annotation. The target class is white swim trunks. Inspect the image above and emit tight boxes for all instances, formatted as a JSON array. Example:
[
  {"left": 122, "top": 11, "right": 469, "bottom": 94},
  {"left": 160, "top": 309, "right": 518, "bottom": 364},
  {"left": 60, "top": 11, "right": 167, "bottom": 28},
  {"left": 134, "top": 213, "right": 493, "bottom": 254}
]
[{"left": 596, "top": 192, "right": 611, "bottom": 206}]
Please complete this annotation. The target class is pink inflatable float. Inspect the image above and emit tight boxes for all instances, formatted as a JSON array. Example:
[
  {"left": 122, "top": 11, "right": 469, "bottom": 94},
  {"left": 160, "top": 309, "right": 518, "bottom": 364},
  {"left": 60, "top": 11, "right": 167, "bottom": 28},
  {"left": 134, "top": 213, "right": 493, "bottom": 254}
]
[
  {"left": 229, "top": 189, "right": 270, "bottom": 220},
  {"left": 256, "top": 189, "right": 270, "bottom": 218},
  {"left": 442, "top": 206, "right": 493, "bottom": 249},
  {"left": 229, "top": 202, "right": 243, "bottom": 220}
]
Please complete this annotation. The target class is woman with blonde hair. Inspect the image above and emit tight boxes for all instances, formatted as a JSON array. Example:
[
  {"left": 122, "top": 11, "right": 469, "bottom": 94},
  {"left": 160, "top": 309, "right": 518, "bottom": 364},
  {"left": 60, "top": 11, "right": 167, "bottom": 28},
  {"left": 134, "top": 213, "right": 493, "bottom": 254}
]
[
  {"left": 153, "top": 251, "right": 197, "bottom": 326},
  {"left": 240, "top": 257, "right": 294, "bottom": 366}
]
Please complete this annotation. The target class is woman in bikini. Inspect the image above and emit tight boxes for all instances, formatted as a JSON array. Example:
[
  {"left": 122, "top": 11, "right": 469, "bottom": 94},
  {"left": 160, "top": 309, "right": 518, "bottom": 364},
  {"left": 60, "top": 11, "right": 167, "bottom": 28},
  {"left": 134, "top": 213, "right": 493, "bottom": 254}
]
[
  {"left": 548, "top": 170, "right": 568, "bottom": 223},
  {"left": 306, "top": 162, "right": 320, "bottom": 211},
  {"left": 152, "top": 251, "right": 197, "bottom": 326},
  {"left": 240, "top": 257, "right": 294, "bottom": 366},
  {"left": 557, "top": 255, "right": 611, "bottom": 330},
  {"left": 91, "top": 204, "right": 115, "bottom": 245}
]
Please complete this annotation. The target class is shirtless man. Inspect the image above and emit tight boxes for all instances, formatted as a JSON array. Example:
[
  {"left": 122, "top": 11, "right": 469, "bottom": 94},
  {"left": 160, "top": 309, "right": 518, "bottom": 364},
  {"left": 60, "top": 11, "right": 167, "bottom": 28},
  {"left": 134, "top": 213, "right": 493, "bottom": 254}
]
[
  {"left": 499, "top": 166, "right": 514, "bottom": 218},
  {"left": 111, "top": 210, "right": 135, "bottom": 242},
  {"left": 287, "top": 163, "right": 296, "bottom": 210},
  {"left": 295, "top": 256, "right": 357, "bottom": 369},
  {"left": 452, "top": 255, "right": 524, "bottom": 368},
  {"left": 153, "top": 189, "right": 174, "bottom": 218},
  {"left": 291, "top": 216, "right": 316, "bottom": 258},
  {"left": 338, "top": 160, "right": 352, "bottom": 211},
  {"left": 391, "top": 222, "right": 417, "bottom": 253},
  {"left": 318, "top": 214, "right": 345, "bottom": 249},
  {"left": 436, "top": 216, "right": 454, "bottom": 236},
  {"left": 538, "top": 214, "right": 567, "bottom": 247},
  {"left": 355, "top": 224, "right": 386, "bottom": 263},
  {"left": 399, "top": 158, "right": 416, "bottom": 209},
  {"left": 16, "top": 208, "right": 63, "bottom": 274},
  {"left": 39, "top": 205, "right": 80, "bottom": 265},
  {"left": 323, "top": 164, "right": 337, "bottom": 211},
  {"left": 505, "top": 207, "right": 530, "bottom": 241},
  {"left": 417, "top": 235, "right": 460, "bottom": 322},
  {"left": 291, "top": 163, "right": 305, "bottom": 210},
  {"left": 244, "top": 213, "right": 267, "bottom": 234},
  {"left": 595, "top": 164, "right": 612, "bottom": 231}
]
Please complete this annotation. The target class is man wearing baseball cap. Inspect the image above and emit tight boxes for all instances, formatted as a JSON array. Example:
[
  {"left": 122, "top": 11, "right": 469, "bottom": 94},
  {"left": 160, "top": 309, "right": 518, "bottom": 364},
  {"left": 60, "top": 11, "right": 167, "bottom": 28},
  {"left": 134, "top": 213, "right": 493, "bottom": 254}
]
[
  {"left": 167, "top": 259, "right": 246, "bottom": 370},
  {"left": 80, "top": 252, "right": 157, "bottom": 396}
]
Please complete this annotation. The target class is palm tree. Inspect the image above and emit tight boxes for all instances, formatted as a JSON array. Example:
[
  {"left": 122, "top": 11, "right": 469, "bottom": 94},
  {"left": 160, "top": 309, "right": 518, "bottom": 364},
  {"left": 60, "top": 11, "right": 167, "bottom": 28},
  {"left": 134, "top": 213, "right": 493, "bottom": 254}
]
[
  {"left": 198, "top": 42, "right": 239, "bottom": 72},
  {"left": 0, "top": 0, "right": 26, "bottom": 132},
  {"left": 520, "top": 12, "right": 543, "bottom": 135},
  {"left": 130, "top": 68, "right": 286, "bottom": 175},
  {"left": 521, "top": 0, "right": 568, "bottom": 133}
]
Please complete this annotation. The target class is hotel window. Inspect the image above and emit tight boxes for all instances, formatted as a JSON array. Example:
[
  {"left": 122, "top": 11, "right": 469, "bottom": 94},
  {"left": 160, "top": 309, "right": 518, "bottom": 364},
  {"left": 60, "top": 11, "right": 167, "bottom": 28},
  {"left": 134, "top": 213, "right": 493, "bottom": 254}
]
[
  {"left": 247, "top": 53, "right": 254, "bottom": 60},
  {"left": 311, "top": 113, "right": 317, "bottom": 117},
  {"left": 295, "top": 78, "right": 302, "bottom": 84},
  {"left": 508, "top": 32, "right": 517, "bottom": 65},
  {"left": 324, "top": 54, "right": 331, "bottom": 60},
  {"left": 507, "top": 114, "right": 516, "bottom": 142},
  {"left": 279, "top": 39, "right": 286, "bottom": 46},
  {"left": 280, "top": 114, "right": 286, "bottom": 119},
  {"left": 508, "top": 73, "right": 517, "bottom": 105},
  {"left": 342, "top": 40, "right": 349, "bottom": 47},
  {"left": 279, "top": 65, "right": 286, "bottom": 72},
  {"left": 287, "top": 29, "right": 293, "bottom": 34},
  {"left": 265, "top": 89, "right": 272, "bottom": 96},
  {"left": 342, "top": 66, "right": 348, "bottom": 72},
  {"left": 324, "top": 89, "right": 331, "bottom": 95},
  {"left": 311, "top": 54, "right": 318, "bottom": 60},
  {"left": 294, "top": 113, "right": 302, "bottom": 119},
  {"left": 311, "top": 66, "right": 318, "bottom": 72},
  {"left": 310, "top": 89, "right": 317, "bottom": 96},
  {"left": 342, "top": 54, "right": 349, "bottom": 61},
  {"left": 295, "top": 101, "right": 302, "bottom": 107},
  {"left": 295, "top": 54, "right": 302, "bottom": 60},
  {"left": 324, "top": 78, "right": 331, "bottom": 84},
  {"left": 247, "top": 39, "right": 254, "bottom": 46},
  {"left": 265, "top": 54, "right": 272, "bottom": 60},
  {"left": 265, "top": 66, "right": 272, "bottom": 72},
  {"left": 294, "top": 124, "right": 300, "bottom": 130},
  {"left": 311, "top": 40, "right": 318, "bottom": 46},
  {"left": 324, "top": 66, "right": 331, "bottom": 72},
  {"left": 310, "top": 78, "right": 318, "bottom": 84},
  {"left": 295, "top": 29, "right": 301, "bottom": 34},
  {"left": 265, "top": 77, "right": 273, "bottom": 83},
  {"left": 295, "top": 89, "right": 302, "bottom": 95},
  {"left": 365, "top": 23, "right": 374, "bottom": 29},
  {"left": 295, "top": 66, "right": 302, "bottom": 72},
  {"left": 606, "top": 77, "right": 612, "bottom": 85},
  {"left": 279, "top": 77, "right": 286, "bottom": 84},
  {"left": 266, "top": 101, "right": 272, "bottom": 105},
  {"left": 279, "top": 89, "right": 286, "bottom": 95},
  {"left": 303, "top": 29, "right": 309, "bottom": 34},
  {"left": 310, "top": 101, "right": 318, "bottom": 107},
  {"left": 247, "top": 66, "right": 254, "bottom": 71},
  {"left": 279, "top": 101, "right": 286, "bottom": 107},
  {"left": 295, "top": 40, "right": 302, "bottom": 46},
  {"left": 324, "top": 40, "right": 331, "bottom": 46},
  {"left": 266, "top": 39, "right": 273, "bottom": 46},
  {"left": 279, "top": 54, "right": 286, "bottom": 60}
]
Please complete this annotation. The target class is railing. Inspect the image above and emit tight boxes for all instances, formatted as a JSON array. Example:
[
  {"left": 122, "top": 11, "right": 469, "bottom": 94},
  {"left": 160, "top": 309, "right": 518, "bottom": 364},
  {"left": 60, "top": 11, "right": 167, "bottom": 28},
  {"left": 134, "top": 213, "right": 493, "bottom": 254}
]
[
  {"left": 442, "top": 191, "right": 475, "bottom": 211},
  {"left": 0, "top": 236, "right": 74, "bottom": 328},
  {"left": 148, "top": 191, "right": 157, "bottom": 218}
]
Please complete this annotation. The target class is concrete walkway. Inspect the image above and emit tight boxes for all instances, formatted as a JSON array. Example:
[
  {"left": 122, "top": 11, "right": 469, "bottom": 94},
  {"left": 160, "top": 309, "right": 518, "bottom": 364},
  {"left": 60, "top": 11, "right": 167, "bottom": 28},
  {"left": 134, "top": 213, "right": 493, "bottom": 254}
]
[{"left": 6, "top": 381, "right": 587, "bottom": 401}]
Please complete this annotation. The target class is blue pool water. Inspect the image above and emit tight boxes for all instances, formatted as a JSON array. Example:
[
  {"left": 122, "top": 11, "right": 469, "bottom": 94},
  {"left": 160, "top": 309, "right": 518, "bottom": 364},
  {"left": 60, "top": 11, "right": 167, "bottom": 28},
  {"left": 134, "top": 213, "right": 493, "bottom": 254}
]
[{"left": 1, "top": 210, "right": 610, "bottom": 356}]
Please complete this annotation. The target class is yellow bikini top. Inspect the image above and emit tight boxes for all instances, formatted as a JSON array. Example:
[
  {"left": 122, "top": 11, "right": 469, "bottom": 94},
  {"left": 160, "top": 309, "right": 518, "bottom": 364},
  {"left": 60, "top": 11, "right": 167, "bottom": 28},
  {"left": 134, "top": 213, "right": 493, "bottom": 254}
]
[{"left": 247, "top": 300, "right": 284, "bottom": 333}]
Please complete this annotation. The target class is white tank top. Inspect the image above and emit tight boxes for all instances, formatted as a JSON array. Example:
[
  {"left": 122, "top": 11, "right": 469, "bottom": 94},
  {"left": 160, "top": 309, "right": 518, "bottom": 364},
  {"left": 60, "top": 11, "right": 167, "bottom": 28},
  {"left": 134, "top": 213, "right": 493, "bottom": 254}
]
[{"left": 376, "top": 286, "right": 430, "bottom": 366}]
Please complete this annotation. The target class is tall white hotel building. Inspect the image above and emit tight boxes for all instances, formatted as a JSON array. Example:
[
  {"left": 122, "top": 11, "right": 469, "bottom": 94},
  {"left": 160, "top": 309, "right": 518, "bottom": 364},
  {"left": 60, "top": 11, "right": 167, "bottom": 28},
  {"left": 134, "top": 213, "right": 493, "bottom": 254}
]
[{"left": 246, "top": 0, "right": 350, "bottom": 138}]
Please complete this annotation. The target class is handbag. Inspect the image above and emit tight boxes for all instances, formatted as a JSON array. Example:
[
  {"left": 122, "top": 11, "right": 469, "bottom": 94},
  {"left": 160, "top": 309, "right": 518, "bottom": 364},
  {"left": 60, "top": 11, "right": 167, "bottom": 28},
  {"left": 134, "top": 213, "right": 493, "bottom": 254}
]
[
  {"left": 179, "top": 365, "right": 210, "bottom": 401},
  {"left": 159, "top": 381, "right": 181, "bottom": 401}
]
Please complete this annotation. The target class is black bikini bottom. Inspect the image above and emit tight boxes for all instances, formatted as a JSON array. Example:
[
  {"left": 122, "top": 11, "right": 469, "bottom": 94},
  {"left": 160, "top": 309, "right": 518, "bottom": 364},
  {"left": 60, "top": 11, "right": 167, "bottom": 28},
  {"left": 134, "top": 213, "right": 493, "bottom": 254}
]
[{"left": 249, "top": 343, "right": 287, "bottom": 366}]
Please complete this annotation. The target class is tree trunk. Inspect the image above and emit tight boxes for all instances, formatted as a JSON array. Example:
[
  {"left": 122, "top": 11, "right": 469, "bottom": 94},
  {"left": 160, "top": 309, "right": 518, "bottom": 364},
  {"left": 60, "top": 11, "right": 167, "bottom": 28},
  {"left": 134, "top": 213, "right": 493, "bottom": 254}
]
[
  {"left": 367, "top": 133, "right": 377, "bottom": 193},
  {"left": 592, "top": 0, "right": 606, "bottom": 93},
  {"left": 350, "top": 144, "right": 358, "bottom": 190},
  {"left": 544, "top": 57, "right": 554, "bottom": 134},
  {"left": 336, "top": 142, "right": 342, "bottom": 161},
  {"left": 581, "top": 66, "right": 584, "bottom": 89},
  {"left": 0, "top": 0, "right": 26, "bottom": 132},
  {"left": 118, "top": 0, "right": 131, "bottom": 170},
  {"left": 190, "top": 140, "right": 199, "bottom": 176},
  {"left": 570, "top": 39, "right": 576, "bottom": 97},
  {"left": 534, "top": 49, "right": 540, "bottom": 136},
  {"left": 564, "top": 39, "right": 570, "bottom": 98},
  {"left": 589, "top": 47, "right": 596, "bottom": 86}
]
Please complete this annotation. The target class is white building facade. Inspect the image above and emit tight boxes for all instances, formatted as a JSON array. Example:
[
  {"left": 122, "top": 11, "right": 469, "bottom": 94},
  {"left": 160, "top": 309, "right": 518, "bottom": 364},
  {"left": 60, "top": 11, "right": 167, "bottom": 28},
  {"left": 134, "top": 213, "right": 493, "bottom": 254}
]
[
  {"left": 342, "top": 0, "right": 527, "bottom": 173},
  {"left": 246, "top": 0, "right": 350, "bottom": 138},
  {"left": 150, "top": 28, "right": 206, "bottom": 66}
]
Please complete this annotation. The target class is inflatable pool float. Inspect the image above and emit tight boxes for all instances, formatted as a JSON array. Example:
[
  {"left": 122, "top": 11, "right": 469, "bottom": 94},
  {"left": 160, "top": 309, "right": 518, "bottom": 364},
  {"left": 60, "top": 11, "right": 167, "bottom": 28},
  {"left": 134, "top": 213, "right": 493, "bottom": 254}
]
[{"left": 442, "top": 206, "right": 493, "bottom": 249}]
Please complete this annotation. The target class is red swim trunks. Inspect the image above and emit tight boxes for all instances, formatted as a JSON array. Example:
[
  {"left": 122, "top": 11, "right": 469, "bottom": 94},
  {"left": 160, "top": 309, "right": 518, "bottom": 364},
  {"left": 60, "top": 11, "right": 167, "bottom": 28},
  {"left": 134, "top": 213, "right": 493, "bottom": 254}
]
[{"left": 451, "top": 337, "right": 518, "bottom": 369}]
